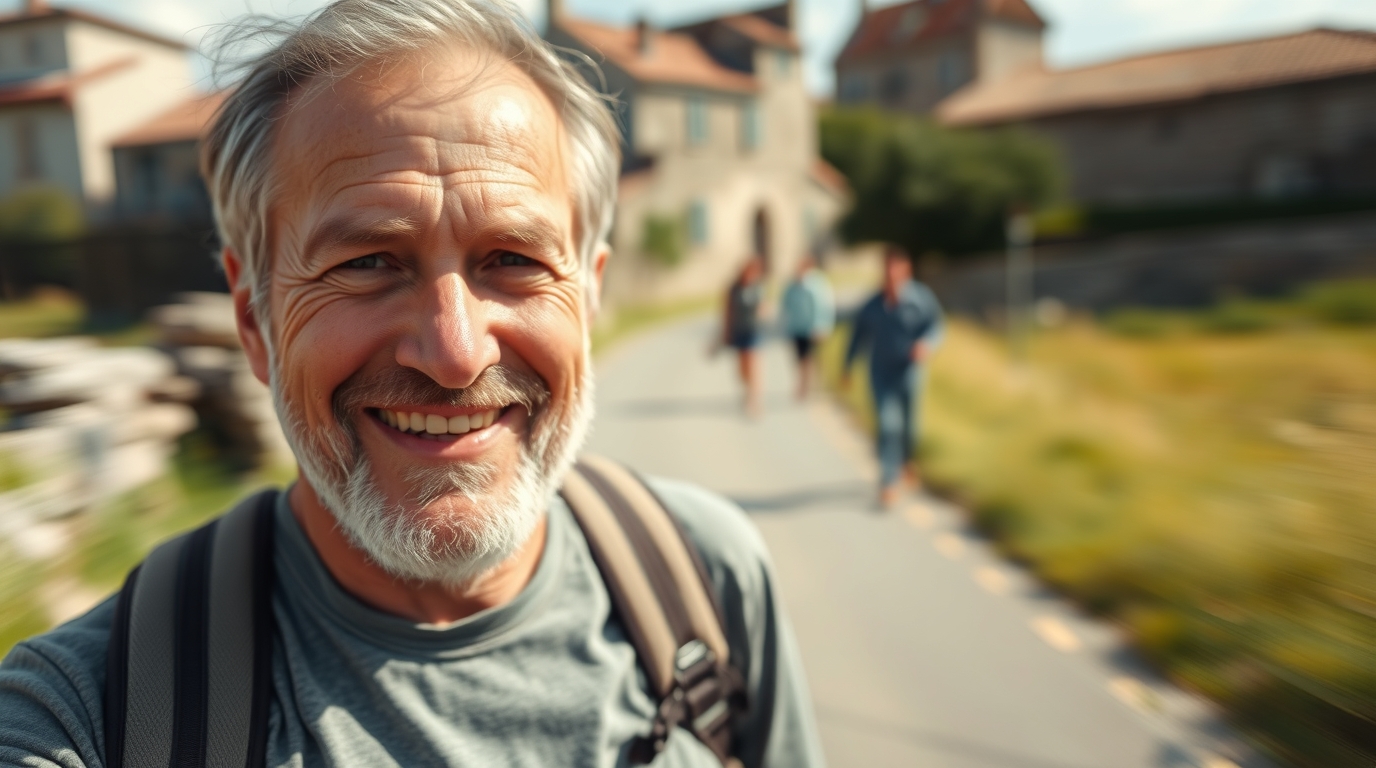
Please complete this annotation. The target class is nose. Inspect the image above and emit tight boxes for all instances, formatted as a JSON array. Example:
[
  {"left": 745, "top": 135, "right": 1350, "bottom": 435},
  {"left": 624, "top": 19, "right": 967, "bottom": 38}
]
[{"left": 394, "top": 272, "right": 499, "bottom": 389}]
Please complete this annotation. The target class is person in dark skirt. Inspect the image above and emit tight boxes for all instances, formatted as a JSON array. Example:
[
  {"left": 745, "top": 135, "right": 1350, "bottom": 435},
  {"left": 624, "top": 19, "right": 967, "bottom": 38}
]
[{"left": 723, "top": 256, "right": 766, "bottom": 418}]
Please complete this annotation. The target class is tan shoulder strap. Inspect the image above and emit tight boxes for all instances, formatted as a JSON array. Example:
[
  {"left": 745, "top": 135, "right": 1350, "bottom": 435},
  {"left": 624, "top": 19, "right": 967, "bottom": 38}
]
[{"left": 562, "top": 456, "right": 745, "bottom": 765}]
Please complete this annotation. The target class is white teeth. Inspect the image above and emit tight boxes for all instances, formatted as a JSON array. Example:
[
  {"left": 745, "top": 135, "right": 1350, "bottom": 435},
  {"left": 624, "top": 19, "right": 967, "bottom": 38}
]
[{"left": 381, "top": 407, "right": 501, "bottom": 435}]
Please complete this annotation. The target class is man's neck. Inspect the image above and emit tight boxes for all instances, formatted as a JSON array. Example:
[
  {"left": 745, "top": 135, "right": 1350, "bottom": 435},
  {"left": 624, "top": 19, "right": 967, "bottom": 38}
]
[{"left": 287, "top": 480, "right": 548, "bottom": 625}]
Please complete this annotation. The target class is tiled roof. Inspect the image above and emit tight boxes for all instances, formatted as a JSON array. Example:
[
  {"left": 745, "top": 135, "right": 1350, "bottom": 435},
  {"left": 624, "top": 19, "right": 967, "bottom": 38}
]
[
  {"left": 837, "top": 0, "right": 1044, "bottom": 64},
  {"left": 0, "top": 56, "right": 136, "bottom": 108},
  {"left": 557, "top": 18, "right": 758, "bottom": 94},
  {"left": 113, "top": 91, "right": 226, "bottom": 147},
  {"left": 938, "top": 28, "right": 1376, "bottom": 126},
  {"left": 717, "top": 13, "right": 799, "bottom": 53},
  {"left": 0, "top": 6, "right": 188, "bottom": 50}
]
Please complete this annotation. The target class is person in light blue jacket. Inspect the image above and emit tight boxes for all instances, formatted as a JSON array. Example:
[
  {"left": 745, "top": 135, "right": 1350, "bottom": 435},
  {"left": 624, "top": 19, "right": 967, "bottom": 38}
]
[
  {"left": 781, "top": 257, "right": 837, "bottom": 400},
  {"left": 843, "top": 246, "right": 944, "bottom": 508}
]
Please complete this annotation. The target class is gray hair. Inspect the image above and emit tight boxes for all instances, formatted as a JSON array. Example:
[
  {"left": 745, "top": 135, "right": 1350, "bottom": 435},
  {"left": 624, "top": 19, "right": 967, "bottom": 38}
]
[{"left": 200, "top": 0, "right": 621, "bottom": 319}]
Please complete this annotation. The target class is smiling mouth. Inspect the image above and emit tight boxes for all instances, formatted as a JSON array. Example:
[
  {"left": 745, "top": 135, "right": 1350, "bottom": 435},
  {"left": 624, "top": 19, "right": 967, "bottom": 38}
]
[{"left": 372, "top": 407, "right": 506, "bottom": 442}]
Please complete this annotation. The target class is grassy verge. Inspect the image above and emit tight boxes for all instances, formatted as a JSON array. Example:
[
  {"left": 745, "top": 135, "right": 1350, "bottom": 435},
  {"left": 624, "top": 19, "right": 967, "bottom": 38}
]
[
  {"left": 820, "top": 281, "right": 1376, "bottom": 767},
  {"left": 0, "top": 434, "right": 295, "bottom": 655}
]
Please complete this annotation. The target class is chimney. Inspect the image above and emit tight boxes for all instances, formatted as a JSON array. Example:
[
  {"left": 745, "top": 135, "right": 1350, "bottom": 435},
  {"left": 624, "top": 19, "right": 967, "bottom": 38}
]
[
  {"left": 25, "top": 0, "right": 48, "bottom": 15},
  {"left": 636, "top": 18, "right": 652, "bottom": 56}
]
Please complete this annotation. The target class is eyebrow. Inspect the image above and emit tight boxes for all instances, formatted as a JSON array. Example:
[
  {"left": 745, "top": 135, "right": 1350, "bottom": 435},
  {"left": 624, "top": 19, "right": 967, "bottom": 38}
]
[
  {"left": 301, "top": 212, "right": 569, "bottom": 263},
  {"left": 303, "top": 216, "right": 421, "bottom": 259},
  {"left": 484, "top": 219, "right": 565, "bottom": 256}
]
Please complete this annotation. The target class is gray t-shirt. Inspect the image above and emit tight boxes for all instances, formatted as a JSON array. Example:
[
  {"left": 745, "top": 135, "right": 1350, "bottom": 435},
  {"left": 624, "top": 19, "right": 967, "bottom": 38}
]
[{"left": 0, "top": 478, "right": 824, "bottom": 768}]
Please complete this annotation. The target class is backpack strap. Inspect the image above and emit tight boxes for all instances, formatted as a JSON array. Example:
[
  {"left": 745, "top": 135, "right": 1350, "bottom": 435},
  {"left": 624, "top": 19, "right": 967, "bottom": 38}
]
[
  {"left": 562, "top": 456, "right": 746, "bottom": 766},
  {"left": 104, "top": 489, "right": 278, "bottom": 768}
]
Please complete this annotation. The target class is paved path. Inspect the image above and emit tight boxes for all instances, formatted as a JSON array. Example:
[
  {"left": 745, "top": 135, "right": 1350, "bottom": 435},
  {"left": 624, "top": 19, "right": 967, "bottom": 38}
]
[{"left": 587, "top": 316, "right": 1261, "bottom": 768}]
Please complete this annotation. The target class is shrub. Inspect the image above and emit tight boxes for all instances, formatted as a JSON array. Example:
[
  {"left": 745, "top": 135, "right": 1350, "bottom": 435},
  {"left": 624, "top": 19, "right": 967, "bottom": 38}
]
[
  {"left": 0, "top": 186, "right": 83, "bottom": 242},
  {"left": 1197, "top": 300, "right": 1275, "bottom": 334},
  {"left": 640, "top": 213, "right": 685, "bottom": 268},
  {"left": 1302, "top": 279, "right": 1376, "bottom": 326},
  {"left": 1104, "top": 308, "right": 1175, "bottom": 338}
]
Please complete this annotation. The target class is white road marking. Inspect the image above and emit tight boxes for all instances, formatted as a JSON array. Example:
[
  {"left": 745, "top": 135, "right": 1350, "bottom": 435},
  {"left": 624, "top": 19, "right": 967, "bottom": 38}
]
[
  {"left": 1030, "top": 615, "right": 1082, "bottom": 653},
  {"left": 973, "top": 565, "right": 1010, "bottom": 595},
  {"left": 1107, "top": 676, "right": 1158, "bottom": 713},
  {"left": 903, "top": 501, "right": 935, "bottom": 530},
  {"left": 934, "top": 533, "right": 965, "bottom": 560}
]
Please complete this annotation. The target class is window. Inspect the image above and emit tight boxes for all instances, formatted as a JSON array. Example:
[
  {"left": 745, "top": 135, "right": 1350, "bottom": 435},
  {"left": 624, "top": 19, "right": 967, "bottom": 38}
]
[
  {"left": 14, "top": 117, "right": 39, "bottom": 180},
  {"left": 937, "top": 51, "right": 965, "bottom": 94},
  {"left": 881, "top": 68, "right": 909, "bottom": 104},
  {"left": 25, "top": 34, "right": 44, "bottom": 67},
  {"left": 1155, "top": 114, "right": 1180, "bottom": 143},
  {"left": 839, "top": 73, "right": 869, "bottom": 104},
  {"left": 686, "top": 97, "right": 708, "bottom": 146},
  {"left": 740, "top": 102, "right": 760, "bottom": 151},
  {"left": 774, "top": 51, "right": 792, "bottom": 79},
  {"left": 688, "top": 199, "right": 709, "bottom": 245}
]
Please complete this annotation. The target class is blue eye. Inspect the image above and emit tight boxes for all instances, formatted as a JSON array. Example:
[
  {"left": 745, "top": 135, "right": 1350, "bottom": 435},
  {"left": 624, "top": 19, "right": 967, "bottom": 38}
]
[
  {"left": 342, "top": 254, "right": 387, "bottom": 269},
  {"left": 495, "top": 251, "right": 537, "bottom": 267}
]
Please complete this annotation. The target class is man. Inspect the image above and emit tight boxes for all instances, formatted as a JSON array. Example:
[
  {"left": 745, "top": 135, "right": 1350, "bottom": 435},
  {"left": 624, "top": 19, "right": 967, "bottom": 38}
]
[
  {"left": 780, "top": 256, "right": 836, "bottom": 400},
  {"left": 0, "top": 2, "right": 823, "bottom": 766},
  {"left": 842, "top": 246, "right": 944, "bottom": 508}
]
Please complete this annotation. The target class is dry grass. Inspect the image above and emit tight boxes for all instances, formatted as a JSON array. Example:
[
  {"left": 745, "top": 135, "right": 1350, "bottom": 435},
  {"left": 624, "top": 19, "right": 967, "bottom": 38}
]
[{"left": 821, "top": 299, "right": 1376, "bottom": 767}]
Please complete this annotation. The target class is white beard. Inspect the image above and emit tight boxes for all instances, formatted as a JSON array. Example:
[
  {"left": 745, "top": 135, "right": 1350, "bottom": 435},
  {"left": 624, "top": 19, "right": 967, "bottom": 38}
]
[{"left": 270, "top": 357, "right": 595, "bottom": 590}]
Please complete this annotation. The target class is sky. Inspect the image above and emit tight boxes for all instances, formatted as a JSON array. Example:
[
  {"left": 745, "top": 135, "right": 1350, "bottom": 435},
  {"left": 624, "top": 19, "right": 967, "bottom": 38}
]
[{"left": 9, "top": 0, "right": 1376, "bottom": 95}]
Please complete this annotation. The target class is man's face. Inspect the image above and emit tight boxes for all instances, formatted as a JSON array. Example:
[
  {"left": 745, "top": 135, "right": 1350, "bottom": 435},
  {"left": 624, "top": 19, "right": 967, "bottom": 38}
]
[
  {"left": 248, "top": 45, "right": 597, "bottom": 584},
  {"left": 883, "top": 252, "right": 912, "bottom": 292}
]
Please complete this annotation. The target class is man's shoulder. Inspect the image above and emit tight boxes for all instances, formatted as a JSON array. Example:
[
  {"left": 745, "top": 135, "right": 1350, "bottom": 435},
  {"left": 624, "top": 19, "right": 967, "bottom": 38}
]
[{"left": 0, "top": 596, "right": 116, "bottom": 764}]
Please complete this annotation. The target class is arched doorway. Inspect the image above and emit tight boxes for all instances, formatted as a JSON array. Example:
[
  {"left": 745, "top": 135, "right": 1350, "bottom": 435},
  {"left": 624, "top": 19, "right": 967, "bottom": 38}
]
[{"left": 752, "top": 207, "right": 771, "bottom": 272}]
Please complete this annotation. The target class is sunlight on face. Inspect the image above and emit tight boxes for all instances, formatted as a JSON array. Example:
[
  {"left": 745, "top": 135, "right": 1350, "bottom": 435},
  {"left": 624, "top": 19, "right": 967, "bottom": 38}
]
[{"left": 262, "top": 44, "right": 594, "bottom": 586}]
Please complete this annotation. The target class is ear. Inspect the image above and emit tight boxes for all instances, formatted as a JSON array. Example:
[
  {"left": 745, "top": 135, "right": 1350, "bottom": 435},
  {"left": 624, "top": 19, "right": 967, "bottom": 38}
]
[
  {"left": 586, "top": 244, "right": 611, "bottom": 321},
  {"left": 222, "top": 248, "right": 272, "bottom": 387}
]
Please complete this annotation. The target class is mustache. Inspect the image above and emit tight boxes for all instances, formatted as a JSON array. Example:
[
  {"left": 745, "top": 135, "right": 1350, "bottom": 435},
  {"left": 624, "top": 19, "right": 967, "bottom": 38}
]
[{"left": 333, "top": 364, "right": 552, "bottom": 427}]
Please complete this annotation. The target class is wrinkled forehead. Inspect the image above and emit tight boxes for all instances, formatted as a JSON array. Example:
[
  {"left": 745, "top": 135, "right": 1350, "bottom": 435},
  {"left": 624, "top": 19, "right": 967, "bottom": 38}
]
[{"left": 267, "top": 43, "right": 572, "bottom": 245}]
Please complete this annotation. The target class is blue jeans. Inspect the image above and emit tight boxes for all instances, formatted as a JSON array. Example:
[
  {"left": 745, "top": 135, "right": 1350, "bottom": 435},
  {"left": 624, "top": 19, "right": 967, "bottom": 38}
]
[{"left": 871, "top": 367, "right": 922, "bottom": 488}]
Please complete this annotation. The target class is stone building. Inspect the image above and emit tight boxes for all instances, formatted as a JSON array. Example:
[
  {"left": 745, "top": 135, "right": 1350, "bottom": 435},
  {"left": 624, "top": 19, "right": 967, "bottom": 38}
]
[
  {"left": 937, "top": 29, "right": 1376, "bottom": 204},
  {"left": 836, "top": 1, "right": 1376, "bottom": 206},
  {"left": 834, "top": 0, "right": 1045, "bottom": 115},
  {"left": 0, "top": 0, "right": 192, "bottom": 219},
  {"left": 547, "top": 0, "right": 848, "bottom": 304}
]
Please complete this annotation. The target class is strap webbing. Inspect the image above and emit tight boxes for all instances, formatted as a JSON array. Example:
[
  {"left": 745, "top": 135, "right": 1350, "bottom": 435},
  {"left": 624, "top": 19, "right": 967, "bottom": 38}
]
[
  {"left": 561, "top": 468, "right": 679, "bottom": 698},
  {"left": 562, "top": 458, "right": 745, "bottom": 765},
  {"left": 106, "top": 490, "right": 277, "bottom": 768},
  {"left": 578, "top": 456, "right": 731, "bottom": 666}
]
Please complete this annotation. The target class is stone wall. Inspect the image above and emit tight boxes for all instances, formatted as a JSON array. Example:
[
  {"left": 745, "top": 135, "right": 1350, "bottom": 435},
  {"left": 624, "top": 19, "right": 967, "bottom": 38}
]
[{"left": 931, "top": 212, "right": 1376, "bottom": 317}]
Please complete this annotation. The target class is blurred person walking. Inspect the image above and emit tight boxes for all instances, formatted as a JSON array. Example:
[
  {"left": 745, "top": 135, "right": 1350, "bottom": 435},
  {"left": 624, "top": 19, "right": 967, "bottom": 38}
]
[
  {"left": 781, "top": 256, "right": 836, "bottom": 400},
  {"left": 842, "top": 246, "right": 944, "bottom": 508},
  {"left": 723, "top": 256, "right": 767, "bottom": 418}
]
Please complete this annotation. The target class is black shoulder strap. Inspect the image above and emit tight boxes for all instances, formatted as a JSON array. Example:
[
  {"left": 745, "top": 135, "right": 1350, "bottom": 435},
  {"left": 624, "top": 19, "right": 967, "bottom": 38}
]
[
  {"left": 105, "top": 489, "right": 277, "bottom": 768},
  {"left": 561, "top": 455, "right": 746, "bottom": 766}
]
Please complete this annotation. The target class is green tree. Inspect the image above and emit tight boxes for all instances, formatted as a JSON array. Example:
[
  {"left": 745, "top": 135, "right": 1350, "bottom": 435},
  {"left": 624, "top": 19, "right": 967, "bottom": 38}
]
[{"left": 820, "top": 107, "right": 1063, "bottom": 259}]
